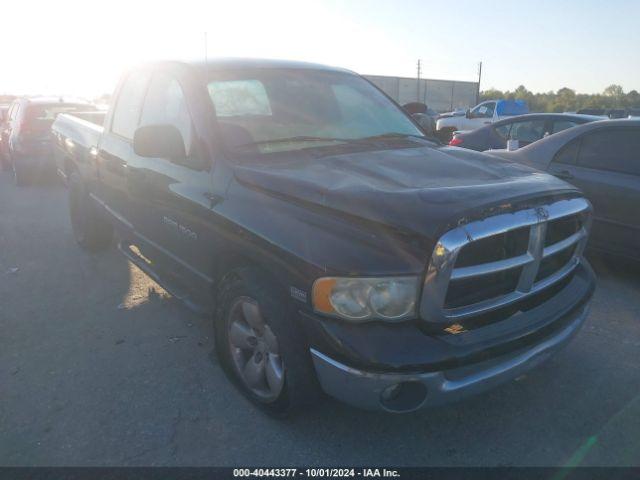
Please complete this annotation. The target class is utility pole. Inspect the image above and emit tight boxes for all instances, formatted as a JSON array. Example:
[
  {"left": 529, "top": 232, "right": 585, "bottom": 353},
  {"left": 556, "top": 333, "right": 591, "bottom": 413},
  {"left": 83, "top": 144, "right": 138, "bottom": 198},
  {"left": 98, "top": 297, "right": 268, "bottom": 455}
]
[
  {"left": 204, "top": 32, "right": 208, "bottom": 62},
  {"left": 476, "top": 61, "right": 482, "bottom": 104},
  {"left": 416, "top": 59, "right": 422, "bottom": 102}
]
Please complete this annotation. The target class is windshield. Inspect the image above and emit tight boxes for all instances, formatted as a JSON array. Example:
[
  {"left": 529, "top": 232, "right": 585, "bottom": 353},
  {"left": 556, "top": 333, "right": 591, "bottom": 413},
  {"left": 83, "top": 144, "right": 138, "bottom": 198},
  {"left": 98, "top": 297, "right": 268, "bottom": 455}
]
[{"left": 206, "top": 69, "right": 424, "bottom": 154}]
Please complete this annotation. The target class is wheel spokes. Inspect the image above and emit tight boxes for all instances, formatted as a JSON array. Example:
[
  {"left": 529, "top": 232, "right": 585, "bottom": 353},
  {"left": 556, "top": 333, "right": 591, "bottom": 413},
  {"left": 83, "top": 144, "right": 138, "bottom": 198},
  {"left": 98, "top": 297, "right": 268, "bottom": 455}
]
[
  {"left": 242, "top": 352, "right": 266, "bottom": 390},
  {"left": 228, "top": 297, "right": 285, "bottom": 400},
  {"left": 265, "top": 354, "right": 285, "bottom": 394},
  {"left": 262, "top": 325, "right": 279, "bottom": 353},
  {"left": 229, "top": 320, "right": 256, "bottom": 350},
  {"left": 241, "top": 300, "right": 265, "bottom": 334}
]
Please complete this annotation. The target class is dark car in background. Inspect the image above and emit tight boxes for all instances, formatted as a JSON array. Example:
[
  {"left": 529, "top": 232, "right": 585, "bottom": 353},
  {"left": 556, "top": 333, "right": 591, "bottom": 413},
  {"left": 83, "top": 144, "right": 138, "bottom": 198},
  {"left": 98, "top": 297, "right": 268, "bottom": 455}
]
[
  {"left": 490, "top": 119, "right": 640, "bottom": 261},
  {"left": 1, "top": 97, "right": 97, "bottom": 185},
  {"left": 449, "top": 113, "right": 601, "bottom": 151},
  {"left": 576, "top": 108, "right": 640, "bottom": 119},
  {"left": 402, "top": 102, "right": 438, "bottom": 137}
]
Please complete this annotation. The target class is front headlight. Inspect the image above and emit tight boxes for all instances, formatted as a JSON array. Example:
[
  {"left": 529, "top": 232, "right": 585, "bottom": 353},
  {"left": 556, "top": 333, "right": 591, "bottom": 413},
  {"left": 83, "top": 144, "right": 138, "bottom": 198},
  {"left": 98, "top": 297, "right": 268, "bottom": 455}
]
[{"left": 312, "top": 276, "right": 419, "bottom": 322}]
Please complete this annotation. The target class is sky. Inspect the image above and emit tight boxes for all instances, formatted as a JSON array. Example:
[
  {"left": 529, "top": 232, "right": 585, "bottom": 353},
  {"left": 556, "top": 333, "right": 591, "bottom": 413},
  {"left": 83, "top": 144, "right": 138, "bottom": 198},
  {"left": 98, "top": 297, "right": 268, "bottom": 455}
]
[{"left": 1, "top": 0, "right": 638, "bottom": 99}]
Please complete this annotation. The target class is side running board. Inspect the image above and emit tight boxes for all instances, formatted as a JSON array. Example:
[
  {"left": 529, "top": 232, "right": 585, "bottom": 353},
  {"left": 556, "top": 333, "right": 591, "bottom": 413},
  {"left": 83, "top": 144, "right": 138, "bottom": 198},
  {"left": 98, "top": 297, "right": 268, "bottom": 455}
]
[{"left": 117, "top": 241, "right": 207, "bottom": 315}]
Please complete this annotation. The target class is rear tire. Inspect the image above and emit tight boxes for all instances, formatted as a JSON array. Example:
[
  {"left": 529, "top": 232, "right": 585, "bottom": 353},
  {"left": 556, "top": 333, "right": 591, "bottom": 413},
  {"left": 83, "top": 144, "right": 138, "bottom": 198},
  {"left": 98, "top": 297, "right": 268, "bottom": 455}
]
[
  {"left": 215, "top": 268, "right": 321, "bottom": 416},
  {"left": 68, "top": 171, "right": 113, "bottom": 252}
]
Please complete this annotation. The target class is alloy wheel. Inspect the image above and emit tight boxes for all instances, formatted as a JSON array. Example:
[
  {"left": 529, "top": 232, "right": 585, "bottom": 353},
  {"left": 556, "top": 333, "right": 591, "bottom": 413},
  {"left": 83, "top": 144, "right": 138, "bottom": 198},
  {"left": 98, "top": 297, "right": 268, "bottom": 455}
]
[{"left": 227, "top": 297, "right": 285, "bottom": 401}]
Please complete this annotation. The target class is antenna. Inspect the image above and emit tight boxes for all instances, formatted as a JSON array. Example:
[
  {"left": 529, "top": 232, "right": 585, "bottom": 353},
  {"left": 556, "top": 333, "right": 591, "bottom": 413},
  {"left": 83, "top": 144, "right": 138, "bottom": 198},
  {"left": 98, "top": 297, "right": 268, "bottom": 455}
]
[{"left": 204, "top": 32, "right": 208, "bottom": 62}]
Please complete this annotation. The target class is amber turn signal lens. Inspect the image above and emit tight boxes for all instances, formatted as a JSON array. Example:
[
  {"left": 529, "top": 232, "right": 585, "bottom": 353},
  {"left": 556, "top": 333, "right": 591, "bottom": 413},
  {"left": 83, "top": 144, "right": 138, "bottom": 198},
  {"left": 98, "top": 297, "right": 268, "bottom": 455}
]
[{"left": 312, "top": 278, "right": 337, "bottom": 314}]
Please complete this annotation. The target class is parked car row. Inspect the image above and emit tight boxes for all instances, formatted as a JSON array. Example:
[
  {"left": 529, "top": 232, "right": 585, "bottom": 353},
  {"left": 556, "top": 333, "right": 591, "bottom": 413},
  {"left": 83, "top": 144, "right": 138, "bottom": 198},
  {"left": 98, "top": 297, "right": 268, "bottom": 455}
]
[
  {"left": 448, "top": 113, "right": 601, "bottom": 151},
  {"left": 576, "top": 108, "right": 640, "bottom": 119},
  {"left": 443, "top": 108, "right": 640, "bottom": 264},
  {"left": 0, "top": 96, "right": 98, "bottom": 184}
]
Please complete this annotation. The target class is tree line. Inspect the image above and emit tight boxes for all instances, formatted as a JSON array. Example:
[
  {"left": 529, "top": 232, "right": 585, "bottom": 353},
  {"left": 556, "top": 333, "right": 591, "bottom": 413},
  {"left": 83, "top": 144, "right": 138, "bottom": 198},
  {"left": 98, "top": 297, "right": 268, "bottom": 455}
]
[{"left": 480, "top": 84, "right": 640, "bottom": 113}]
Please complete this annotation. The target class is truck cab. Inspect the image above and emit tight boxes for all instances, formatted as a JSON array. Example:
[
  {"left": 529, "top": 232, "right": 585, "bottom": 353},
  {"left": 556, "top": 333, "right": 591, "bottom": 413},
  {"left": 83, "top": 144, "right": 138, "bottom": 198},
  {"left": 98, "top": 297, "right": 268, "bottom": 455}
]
[{"left": 52, "top": 60, "right": 594, "bottom": 415}]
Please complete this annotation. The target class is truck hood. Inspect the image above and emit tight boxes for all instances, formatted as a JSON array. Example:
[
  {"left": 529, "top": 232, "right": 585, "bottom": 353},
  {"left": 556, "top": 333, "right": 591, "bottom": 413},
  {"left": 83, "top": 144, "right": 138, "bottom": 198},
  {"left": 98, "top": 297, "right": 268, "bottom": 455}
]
[{"left": 233, "top": 145, "right": 577, "bottom": 238}]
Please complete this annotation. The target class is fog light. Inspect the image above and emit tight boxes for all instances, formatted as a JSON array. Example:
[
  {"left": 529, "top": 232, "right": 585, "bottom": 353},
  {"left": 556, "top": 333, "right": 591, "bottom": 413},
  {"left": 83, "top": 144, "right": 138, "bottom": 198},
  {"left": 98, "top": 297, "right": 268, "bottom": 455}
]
[
  {"left": 379, "top": 381, "right": 428, "bottom": 413},
  {"left": 381, "top": 383, "right": 402, "bottom": 402}
]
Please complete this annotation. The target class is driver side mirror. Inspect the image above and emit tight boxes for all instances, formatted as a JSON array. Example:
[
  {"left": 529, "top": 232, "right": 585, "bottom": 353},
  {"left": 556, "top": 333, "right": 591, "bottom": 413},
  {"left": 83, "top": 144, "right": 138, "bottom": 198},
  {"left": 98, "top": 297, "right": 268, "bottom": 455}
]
[
  {"left": 465, "top": 109, "right": 471, "bottom": 119},
  {"left": 133, "top": 124, "right": 186, "bottom": 160}
]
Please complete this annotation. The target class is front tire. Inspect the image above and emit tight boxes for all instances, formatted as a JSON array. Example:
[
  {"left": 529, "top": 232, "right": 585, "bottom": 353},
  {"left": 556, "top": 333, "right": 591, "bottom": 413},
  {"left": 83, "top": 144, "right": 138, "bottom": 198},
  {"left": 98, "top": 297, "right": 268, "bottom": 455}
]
[
  {"left": 68, "top": 171, "right": 113, "bottom": 252},
  {"left": 215, "top": 268, "right": 321, "bottom": 416}
]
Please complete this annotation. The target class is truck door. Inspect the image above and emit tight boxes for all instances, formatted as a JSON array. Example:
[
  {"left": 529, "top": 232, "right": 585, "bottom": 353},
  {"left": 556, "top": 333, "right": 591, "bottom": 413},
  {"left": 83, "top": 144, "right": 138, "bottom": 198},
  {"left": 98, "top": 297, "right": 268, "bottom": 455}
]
[
  {"left": 126, "top": 70, "right": 216, "bottom": 299},
  {"left": 95, "top": 71, "right": 150, "bottom": 237},
  {"left": 464, "top": 101, "right": 495, "bottom": 130},
  {"left": 548, "top": 127, "right": 640, "bottom": 257}
]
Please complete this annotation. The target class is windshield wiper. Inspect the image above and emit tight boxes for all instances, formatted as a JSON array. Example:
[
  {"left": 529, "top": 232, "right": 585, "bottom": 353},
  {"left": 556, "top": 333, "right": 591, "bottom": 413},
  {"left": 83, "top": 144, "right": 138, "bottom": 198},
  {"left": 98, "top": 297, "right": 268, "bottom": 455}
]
[
  {"left": 236, "top": 136, "right": 362, "bottom": 149},
  {"left": 360, "top": 132, "right": 428, "bottom": 141},
  {"left": 235, "top": 133, "right": 434, "bottom": 151}
]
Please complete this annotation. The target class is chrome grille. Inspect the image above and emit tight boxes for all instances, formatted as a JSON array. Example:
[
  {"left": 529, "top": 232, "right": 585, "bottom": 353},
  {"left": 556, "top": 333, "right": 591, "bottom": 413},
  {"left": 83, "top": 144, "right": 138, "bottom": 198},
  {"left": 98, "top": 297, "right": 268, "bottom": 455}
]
[{"left": 420, "top": 197, "right": 592, "bottom": 324}]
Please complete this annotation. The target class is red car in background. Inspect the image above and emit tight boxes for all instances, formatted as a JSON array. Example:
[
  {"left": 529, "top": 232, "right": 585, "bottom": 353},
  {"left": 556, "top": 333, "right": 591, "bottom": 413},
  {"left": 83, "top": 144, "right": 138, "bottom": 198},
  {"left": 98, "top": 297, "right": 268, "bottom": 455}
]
[{"left": 1, "top": 97, "right": 96, "bottom": 185}]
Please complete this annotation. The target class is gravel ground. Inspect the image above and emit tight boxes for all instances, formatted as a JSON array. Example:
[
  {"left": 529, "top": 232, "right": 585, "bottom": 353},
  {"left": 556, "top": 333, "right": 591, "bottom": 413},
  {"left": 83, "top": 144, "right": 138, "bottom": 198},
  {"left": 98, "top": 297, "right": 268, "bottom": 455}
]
[{"left": 1, "top": 170, "right": 639, "bottom": 467}]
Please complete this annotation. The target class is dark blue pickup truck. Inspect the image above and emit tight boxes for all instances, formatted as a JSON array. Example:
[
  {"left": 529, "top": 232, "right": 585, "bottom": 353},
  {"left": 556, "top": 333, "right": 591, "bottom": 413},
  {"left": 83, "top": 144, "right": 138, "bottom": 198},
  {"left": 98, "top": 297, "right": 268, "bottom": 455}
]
[{"left": 52, "top": 59, "right": 595, "bottom": 415}]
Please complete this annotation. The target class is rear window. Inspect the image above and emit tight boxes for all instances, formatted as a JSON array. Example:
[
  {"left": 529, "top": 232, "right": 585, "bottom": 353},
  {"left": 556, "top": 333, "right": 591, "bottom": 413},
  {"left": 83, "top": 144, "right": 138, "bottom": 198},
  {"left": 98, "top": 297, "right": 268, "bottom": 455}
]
[
  {"left": 111, "top": 71, "right": 151, "bottom": 139},
  {"left": 494, "top": 124, "right": 511, "bottom": 139},
  {"left": 552, "top": 120, "right": 580, "bottom": 133}
]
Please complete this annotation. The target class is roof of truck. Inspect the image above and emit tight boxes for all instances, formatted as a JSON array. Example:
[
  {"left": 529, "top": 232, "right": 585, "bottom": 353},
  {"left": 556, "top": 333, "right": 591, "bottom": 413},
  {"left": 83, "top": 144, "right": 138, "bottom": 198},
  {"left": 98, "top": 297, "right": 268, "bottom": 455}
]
[{"left": 150, "top": 58, "right": 355, "bottom": 74}]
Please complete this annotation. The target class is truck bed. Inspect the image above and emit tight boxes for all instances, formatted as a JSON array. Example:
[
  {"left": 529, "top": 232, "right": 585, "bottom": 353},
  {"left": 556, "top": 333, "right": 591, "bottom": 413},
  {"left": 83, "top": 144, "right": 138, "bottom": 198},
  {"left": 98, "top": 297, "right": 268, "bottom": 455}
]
[{"left": 51, "top": 112, "right": 104, "bottom": 181}]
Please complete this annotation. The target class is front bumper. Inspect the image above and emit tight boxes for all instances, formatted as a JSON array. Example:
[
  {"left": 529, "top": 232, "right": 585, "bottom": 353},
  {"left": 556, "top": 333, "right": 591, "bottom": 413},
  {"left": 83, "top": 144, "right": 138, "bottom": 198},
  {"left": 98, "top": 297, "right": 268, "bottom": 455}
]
[{"left": 311, "top": 300, "right": 590, "bottom": 413}]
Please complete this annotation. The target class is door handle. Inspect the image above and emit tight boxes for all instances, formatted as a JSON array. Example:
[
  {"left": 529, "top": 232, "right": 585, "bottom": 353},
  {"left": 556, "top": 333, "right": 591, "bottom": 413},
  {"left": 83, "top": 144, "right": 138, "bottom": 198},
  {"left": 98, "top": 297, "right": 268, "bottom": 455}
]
[{"left": 555, "top": 170, "right": 574, "bottom": 180}]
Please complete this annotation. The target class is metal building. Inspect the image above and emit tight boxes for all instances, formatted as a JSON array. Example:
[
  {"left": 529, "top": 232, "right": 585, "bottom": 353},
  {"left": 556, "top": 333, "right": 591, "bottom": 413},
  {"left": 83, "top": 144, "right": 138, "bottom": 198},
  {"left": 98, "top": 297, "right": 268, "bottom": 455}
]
[{"left": 364, "top": 75, "right": 479, "bottom": 112}]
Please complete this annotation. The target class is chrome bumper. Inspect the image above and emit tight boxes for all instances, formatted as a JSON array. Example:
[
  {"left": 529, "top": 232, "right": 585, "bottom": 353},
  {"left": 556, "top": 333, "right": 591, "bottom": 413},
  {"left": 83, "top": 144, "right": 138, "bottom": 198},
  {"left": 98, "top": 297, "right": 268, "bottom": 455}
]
[{"left": 311, "top": 302, "right": 589, "bottom": 413}]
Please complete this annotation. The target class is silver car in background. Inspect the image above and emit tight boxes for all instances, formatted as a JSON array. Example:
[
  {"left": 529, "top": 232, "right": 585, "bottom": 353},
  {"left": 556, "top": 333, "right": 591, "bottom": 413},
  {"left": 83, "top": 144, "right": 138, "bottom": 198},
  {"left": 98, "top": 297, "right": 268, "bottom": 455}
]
[{"left": 490, "top": 119, "right": 640, "bottom": 261}]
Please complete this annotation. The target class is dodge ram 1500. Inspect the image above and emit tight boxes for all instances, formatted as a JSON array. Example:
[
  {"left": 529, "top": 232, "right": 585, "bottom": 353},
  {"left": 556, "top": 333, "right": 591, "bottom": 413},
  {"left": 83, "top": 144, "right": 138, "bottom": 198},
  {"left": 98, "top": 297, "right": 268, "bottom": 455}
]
[{"left": 52, "top": 59, "right": 595, "bottom": 415}]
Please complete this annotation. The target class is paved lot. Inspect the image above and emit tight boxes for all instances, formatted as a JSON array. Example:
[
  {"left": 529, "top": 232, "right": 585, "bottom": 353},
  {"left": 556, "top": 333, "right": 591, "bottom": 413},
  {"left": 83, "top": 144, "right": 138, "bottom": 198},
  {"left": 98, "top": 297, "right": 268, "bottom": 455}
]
[{"left": 1, "top": 170, "right": 639, "bottom": 467}]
